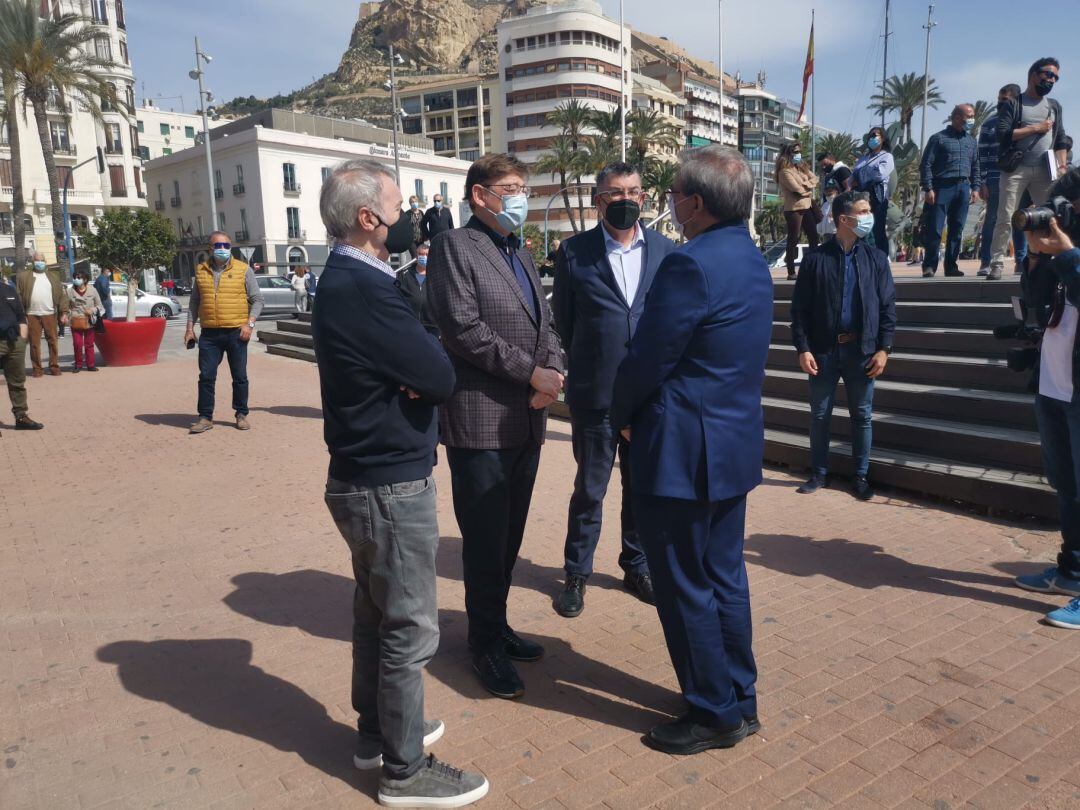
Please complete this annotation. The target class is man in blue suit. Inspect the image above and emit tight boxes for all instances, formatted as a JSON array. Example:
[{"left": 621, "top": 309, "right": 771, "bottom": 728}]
[
  {"left": 551, "top": 162, "right": 676, "bottom": 618},
  {"left": 611, "top": 145, "right": 773, "bottom": 755}
]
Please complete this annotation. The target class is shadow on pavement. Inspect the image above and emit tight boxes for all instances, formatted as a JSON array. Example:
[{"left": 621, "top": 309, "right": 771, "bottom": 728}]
[
  {"left": 133, "top": 413, "right": 195, "bottom": 429},
  {"left": 223, "top": 569, "right": 678, "bottom": 733},
  {"left": 95, "top": 638, "right": 369, "bottom": 794},
  {"left": 250, "top": 405, "right": 323, "bottom": 419},
  {"left": 745, "top": 533, "right": 1057, "bottom": 613}
]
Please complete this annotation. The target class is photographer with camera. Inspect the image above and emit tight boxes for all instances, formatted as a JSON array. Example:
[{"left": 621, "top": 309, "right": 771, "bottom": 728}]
[
  {"left": 987, "top": 57, "right": 1069, "bottom": 280},
  {"left": 1010, "top": 166, "right": 1080, "bottom": 628}
]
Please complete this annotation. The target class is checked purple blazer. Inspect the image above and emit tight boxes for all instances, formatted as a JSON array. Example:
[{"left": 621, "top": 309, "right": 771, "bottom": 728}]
[{"left": 424, "top": 219, "right": 563, "bottom": 450}]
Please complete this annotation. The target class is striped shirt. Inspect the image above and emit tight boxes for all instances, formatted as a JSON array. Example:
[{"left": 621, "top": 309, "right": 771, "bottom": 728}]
[{"left": 332, "top": 242, "right": 396, "bottom": 279}]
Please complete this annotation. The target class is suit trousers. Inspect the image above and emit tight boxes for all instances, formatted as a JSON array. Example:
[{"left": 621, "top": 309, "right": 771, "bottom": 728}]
[
  {"left": 564, "top": 408, "right": 646, "bottom": 578},
  {"left": 447, "top": 441, "right": 541, "bottom": 653},
  {"left": 636, "top": 492, "right": 756, "bottom": 729},
  {"left": 0, "top": 338, "right": 28, "bottom": 419},
  {"left": 26, "top": 313, "right": 59, "bottom": 372}
]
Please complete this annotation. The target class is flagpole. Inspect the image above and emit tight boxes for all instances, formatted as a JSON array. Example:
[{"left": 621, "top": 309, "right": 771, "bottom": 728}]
[
  {"left": 619, "top": 0, "right": 626, "bottom": 162},
  {"left": 717, "top": 0, "right": 723, "bottom": 146},
  {"left": 810, "top": 8, "right": 816, "bottom": 168}
]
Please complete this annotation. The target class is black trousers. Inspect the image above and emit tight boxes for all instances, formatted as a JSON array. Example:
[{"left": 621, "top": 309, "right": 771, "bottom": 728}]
[{"left": 447, "top": 441, "right": 542, "bottom": 653}]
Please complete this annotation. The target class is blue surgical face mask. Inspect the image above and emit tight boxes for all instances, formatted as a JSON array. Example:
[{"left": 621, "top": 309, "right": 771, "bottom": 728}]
[
  {"left": 410, "top": 201, "right": 419, "bottom": 209},
  {"left": 434, "top": 200, "right": 443, "bottom": 209},
  {"left": 494, "top": 193, "right": 529, "bottom": 232},
  {"left": 417, "top": 255, "right": 428, "bottom": 267},
  {"left": 963, "top": 118, "right": 975, "bottom": 133},
  {"left": 792, "top": 153, "right": 803, "bottom": 165},
  {"left": 74, "top": 276, "right": 87, "bottom": 287},
  {"left": 852, "top": 213, "right": 874, "bottom": 238},
  {"left": 213, "top": 248, "right": 231, "bottom": 262},
  {"left": 868, "top": 137, "right": 882, "bottom": 150},
  {"left": 33, "top": 261, "right": 46, "bottom": 271}
]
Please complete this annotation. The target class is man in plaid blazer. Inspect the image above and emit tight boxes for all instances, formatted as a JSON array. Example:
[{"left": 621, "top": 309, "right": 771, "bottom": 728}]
[{"left": 425, "top": 153, "right": 564, "bottom": 700}]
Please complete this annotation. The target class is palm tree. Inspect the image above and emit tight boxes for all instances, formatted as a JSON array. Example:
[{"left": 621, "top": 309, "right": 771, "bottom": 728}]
[
  {"left": 642, "top": 158, "right": 678, "bottom": 218},
  {"left": 1, "top": 67, "right": 27, "bottom": 270},
  {"left": 971, "top": 99, "right": 993, "bottom": 134},
  {"left": 588, "top": 107, "right": 622, "bottom": 150},
  {"left": 868, "top": 72, "right": 945, "bottom": 144},
  {"left": 627, "top": 109, "right": 680, "bottom": 169},
  {"left": 545, "top": 99, "right": 595, "bottom": 230},
  {"left": 755, "top": 199, "right": 786, "bottom": 243},
  {"left": 817, "top": 132, "right": 861, "bottom": 165},
  {"left": 0, "top": 1, "right": 118, "bottom": 250},
  {"left": 578, "top": 133, "right": 620, "bottom": 181},
  {"left": 535, "top": 134, "right": 584, "bottom": 234}
]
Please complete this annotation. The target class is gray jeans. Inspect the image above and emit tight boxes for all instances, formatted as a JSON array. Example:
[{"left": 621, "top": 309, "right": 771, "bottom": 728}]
[
  {"left": 990, "top": 163, "right": 1053, "bottom": 273},
  {"left": 324, "top": 475, "right": 440, "bottom": 779}
]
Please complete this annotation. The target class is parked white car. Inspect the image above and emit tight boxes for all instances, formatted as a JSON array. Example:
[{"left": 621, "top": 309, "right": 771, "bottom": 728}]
[{"left": 108, "top": 283, "right": 182, "bottom": 319}]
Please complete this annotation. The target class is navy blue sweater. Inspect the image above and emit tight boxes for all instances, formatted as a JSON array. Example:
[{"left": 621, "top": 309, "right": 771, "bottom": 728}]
[{"left": 312, "top": 250, "right": 456, "bottom": 486}]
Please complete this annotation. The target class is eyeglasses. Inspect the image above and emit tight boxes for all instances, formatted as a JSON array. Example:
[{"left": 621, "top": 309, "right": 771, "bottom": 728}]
[
  {"left": 212, "top": 241, "right": 231, "bottom": 250},
  {"left": 484, "top": 183, "right": 530, "bottom": 196},
  {"left": 1038, "top": 70, "right": 1060, "bottom": 81},
  {"left": 665, "top": 188, "right": 684, "bottom": 196},
  {"left": 596, "top": 188, "right": 644, "bottom": 202}
]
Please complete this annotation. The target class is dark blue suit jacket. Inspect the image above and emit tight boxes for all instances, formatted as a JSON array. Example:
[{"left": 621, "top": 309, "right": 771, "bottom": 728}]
[
  {"left": 552, "top": 224, "right": 676, "bottom": 411},
  {"left": 610, "top": 221, "right": 773, "bottom": 502}
]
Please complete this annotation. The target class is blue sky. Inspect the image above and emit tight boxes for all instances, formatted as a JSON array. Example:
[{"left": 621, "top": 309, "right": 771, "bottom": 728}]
[{"left": 129, "top": 0, "right": 1079, "bottom": 141}]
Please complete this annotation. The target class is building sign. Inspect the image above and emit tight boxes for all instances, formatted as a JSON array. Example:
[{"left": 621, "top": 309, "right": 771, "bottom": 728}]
[{"left": 368, "top": 144, "right": 413, "bottom": 161}]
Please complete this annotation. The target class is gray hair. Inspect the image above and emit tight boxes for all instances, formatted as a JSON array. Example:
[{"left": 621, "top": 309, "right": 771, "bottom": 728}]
[
  {"left": 320, "top": 158, "right": 397, "bottom": 240},
  {"left": 677, "top": 145, "right": 754, "bottom": 221}
]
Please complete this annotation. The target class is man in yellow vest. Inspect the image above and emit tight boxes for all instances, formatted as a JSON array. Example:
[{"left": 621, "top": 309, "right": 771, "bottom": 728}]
[{"left": 184, "top": 231, "right": 264, "bottom": 434}]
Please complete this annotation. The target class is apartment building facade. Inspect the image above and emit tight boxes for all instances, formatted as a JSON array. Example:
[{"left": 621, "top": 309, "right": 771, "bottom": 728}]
[{"left": 397, "top": 75, "right": 504, "bottom": 166}]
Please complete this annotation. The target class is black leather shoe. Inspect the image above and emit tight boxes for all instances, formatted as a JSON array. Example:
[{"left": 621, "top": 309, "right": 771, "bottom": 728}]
[
  {"left": 624, "top": 571, "right": 656, "bottom": 605},
  {"left": 472, "top": 650, "right": 524, "bottom": 700},
  {"left": 944, "top": 267, "right": 965, "bottom": 277},
  {"left": 502, "top": 628, "right": 543, "bottom": 662},
  {"left": 851, "top": 476, "right": 875, "bottom": 501},
  {"left": 646, "top": 716, "right": 748, "bottom": 755},
  {"left": 15, "top": 417, "right": 44, "bottom": 430},
  {"left": 744, "top": 716, "right": 761, "bottom": 735},
  {"left": 797, "top": 474, "right": 826, "bottom": 494},
  {"left": 555, "top": 574, "right": 586, "bottom": 618}
]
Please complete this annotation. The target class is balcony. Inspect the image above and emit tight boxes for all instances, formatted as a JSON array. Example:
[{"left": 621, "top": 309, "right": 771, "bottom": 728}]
[
  {"left": 234, "top": 229, "right": 250, "bottom": 242},
  {"left": 214, "top": 187, "right": 224, "bottom": 199},
  {"left": 51, "top": 143, "right": 76, "bottom": 156},
  {"left": 283, "top": 182, "right": 301, "bottom": 195},
  {"left": 287, "top": 228, "right": 306, "bottom": 241},
  {"left": 110, "top": 187, "right": 127, "bottom": 198},
  {"left": 154, "top": 199, "right": 164, "bottom": 210},
  {"left": 104, "top": 143, "right": 123, "bottom": 155},
  {"left": 233, "top": 182, "right": 245, "bottom": 195},
  {"left": 170, "top": 196, "right": 181, "bottom": 208}
]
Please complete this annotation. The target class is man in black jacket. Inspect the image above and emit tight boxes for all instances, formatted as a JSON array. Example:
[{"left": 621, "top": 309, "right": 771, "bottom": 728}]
[
  {"left": 988, "top": 56, "right": 1070, "bottom": 280},
  {"left": 421, "top": 192, "right": 454, "bottom": 243},
  {"left": 397, "top": 242, "right": 429, "bottom": 321},
  {"left": 790, "top": 191, "right": 897, "bottom": 500},
  {"left": 0, "top": 280, "right": 43, "bottom": 433},
  {"left": 312, "top": 158, "right": 488, "bottom": 808}
]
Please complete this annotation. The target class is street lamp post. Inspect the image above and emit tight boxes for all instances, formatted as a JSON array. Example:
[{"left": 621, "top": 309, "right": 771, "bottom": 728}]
[
  {"left": 189, "top": 37, "right": 216, "bottom": 230},
  {"left": 385, "top": 46, "right": 405, "bottom": 184}
]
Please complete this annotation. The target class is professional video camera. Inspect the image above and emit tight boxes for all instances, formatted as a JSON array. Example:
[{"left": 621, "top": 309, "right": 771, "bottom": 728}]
[
  {"left": 1012, "top": 196, "right": 1077, "bottom": 232},
  {"left": 993, "top": 239, "right": 1067, "bottom": 374}
]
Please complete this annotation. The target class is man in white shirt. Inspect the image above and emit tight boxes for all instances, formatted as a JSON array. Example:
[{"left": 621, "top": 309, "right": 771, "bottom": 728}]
[
  {"left": 16, "top": 252, "right": 68, "bottom": 377},
  {"left": 1011, "top": 166, "right": 1080, "bottom": 629},
  {"left": 550, "top": 162, "right": 677, "bottom": 618}
]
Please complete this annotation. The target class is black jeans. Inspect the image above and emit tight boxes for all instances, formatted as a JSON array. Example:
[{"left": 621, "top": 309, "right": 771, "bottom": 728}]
[
  {"left": 564, "top": 408, "right": 646, "bottom": 578},
  {"left": 197, "top": 327, "right": 249, "bottom": 419},
  {"left": 1035, "top": 395, "right": 1080, "bottom": 580},
  {"left": 447, "top": 441, "right": 541, "bottom": 653}
]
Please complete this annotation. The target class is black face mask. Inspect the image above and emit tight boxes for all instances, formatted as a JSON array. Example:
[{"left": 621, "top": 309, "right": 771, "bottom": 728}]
[
  {"left": 604, "top": 199, "right": 641, "bottom": 231},
  {"left": 1037, "top": 80, "right": 1055, "bottom": 96},
  {"left": 380, "top": 209, "right": 415, "bottom": 254}
]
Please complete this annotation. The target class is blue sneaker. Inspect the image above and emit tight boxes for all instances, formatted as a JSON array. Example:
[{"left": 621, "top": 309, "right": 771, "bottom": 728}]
[
  {"left": 1015, "top": 566, "right": 1080, "bottom": 596},
  {"left": 1046, "top": 598, "right": 1080, "bottom": 629}
]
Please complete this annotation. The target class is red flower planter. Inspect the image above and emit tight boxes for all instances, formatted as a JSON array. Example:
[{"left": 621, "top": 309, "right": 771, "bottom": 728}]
[{"left": 95, "top": 317, "right": 167, "bottom": 366}]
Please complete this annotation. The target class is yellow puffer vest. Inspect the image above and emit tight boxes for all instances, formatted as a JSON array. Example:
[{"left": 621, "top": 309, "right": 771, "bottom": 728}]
[{"left": 195, "top": 259, "right": 250, "bottom": 329}]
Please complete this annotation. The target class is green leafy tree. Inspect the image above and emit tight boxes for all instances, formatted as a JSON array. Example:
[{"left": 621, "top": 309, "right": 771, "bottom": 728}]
[
  {"left": 817, "top": 132, "right": 861, "bottom": 166},
  {"left": 535, "top": 133, "right": 585, "bottom": 234},
  {"left": 520, "top": 223, "right": 546, "bottom": 268},
  {"left": 81, "top": 209, "right": 176, "bottom": 322},
  {"left": 868, "top": 72, "right": 945, "bottom": 144},
  {"left": 0, "top": 0, "right": 120, "bottom": 245},
  {"left": 755, "top": 198, "right": 786, "bottom": 243},
  {"left": 642, "top": 158, "right": 678, "bottom": 217}
]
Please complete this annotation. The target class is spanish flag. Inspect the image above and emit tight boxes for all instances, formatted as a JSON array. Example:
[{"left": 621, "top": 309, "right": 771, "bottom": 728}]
[{"left": 797, "top": 21, "right": 814, "bottom": 122}]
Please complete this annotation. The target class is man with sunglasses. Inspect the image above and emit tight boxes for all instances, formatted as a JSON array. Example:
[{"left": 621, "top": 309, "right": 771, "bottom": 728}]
[
  {"left": 551, "top": 162, "right": 675, "bottom": 618},
  {"left": 988, "top": 57, "right": 1070, "bottom": 280},
  {"left": 185, "top": 232, "right": 264, "bottom": 434}
]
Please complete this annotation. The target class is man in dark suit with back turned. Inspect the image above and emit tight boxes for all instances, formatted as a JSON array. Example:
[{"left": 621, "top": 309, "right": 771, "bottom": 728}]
[
  {"left": 611, "top": 145, "right": 773, "bottom": 755},
  {"left": 424, "top": 153, "right": 564, "bottom": 701},
  {"left": 551, "top": 161, "right": 676, "bottom": 618}
]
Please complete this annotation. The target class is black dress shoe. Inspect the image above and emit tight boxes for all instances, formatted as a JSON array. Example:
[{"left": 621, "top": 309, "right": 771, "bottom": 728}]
[
  {"left": 744, "top": 715, "right": 761, "bottom": 735},
  {"left": 944, "top": 267, "right": 965, "bottom": 277},
  {"left": 851, "top": 476, "right": 875, "bottom": 501},
  {"left": 797, "top": 474, "right": 826, "bottom": 494},
  {"left": 555, "top": 574, "right": 586, "bottom": 618},
  {"left": 624, "top": 571, "right": 656, "bottom": 605},
  {"left": 472, "top": 649, "right": 524, "bottom": 700},
  {"left": 15, "top": 417, "right": 44, "bottom": 430},
  {"left": 502, "top": 628, "right": 544, "bottom": 662},
  {"left": 646, "top": 716, "right": 748, "bottom": 755}
]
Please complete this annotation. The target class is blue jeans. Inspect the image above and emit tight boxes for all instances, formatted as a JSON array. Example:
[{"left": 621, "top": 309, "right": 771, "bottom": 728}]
[
  {"left": 922, "top": 181, "right": 970, "bottom": 274},
  {"left": 979, "top": 183, "right": 1028, "bottom": 268},
  {"left": 197, "top": 327, "right": 249, "bottom": 419},
  {"left": 808, "top": 343, "right": 875, "bottom": 478},
  {"left": 1034, "top": 395, "right": 1080, "bottom": 580},
  {"left": 325, "top": 476, "right": 439, "bottom": 780},
  {"left": 564, "top": 408, "right": 646, "bottom": 578}
]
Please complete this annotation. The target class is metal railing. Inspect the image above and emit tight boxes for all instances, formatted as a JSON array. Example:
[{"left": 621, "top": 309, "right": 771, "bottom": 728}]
[{"left": 233, "top": 182, "right": 245, "bottom": 195}]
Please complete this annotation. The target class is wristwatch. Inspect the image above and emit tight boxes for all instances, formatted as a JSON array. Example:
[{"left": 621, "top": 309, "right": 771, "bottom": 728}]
[{"left": 247, "top": 321, "right": 256, "bottom": 329}]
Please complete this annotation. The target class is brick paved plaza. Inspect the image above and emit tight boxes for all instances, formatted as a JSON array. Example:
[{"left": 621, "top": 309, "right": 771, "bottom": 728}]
[{"left": 3, "top": 348, "right": 1080, "bottom": 809}]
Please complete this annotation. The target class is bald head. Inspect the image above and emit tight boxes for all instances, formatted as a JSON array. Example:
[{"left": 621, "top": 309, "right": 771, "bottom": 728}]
[
  {"left": 950, "top": 104, "right": 975, "bottom": 134},
  {"left": 32, "top": 251, "right": 44, "bottom": 262}
]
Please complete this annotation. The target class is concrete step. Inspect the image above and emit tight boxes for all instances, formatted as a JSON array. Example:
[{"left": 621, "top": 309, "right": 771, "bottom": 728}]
[
  {"left": 773, "top": 277, "right": 1021, "bottom": 304},
  {"left": 265, "top": 343, "right": 317, "bottom": 363},
  {"left": 772, "top": 322, "right": 1004, "bottom": 358},
  {"left": 276, "top": 319, "right": 313, "bottom": 336},
  {"left": 763, "top": 427, "right": 1055, "bottom": 519},
  {"left": 761, "top": 396, "right": 1043, "bottom": 473},
  {"left": 258, "top": 329, "right": 313, "bottom": 350},
  {"left": 767, "top": 345, "right": 1028, "bottom": 393},
  {"left": 773, "top": 300, "right": 1015, "bottom": 328},
  {"left": 763, "top": 368, "right": 1036, "bottom": 431}
]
